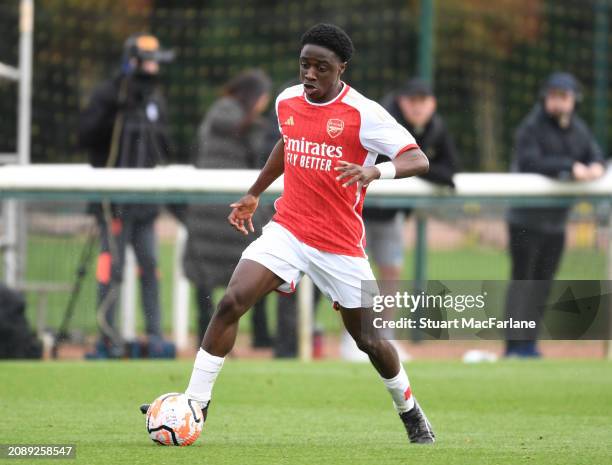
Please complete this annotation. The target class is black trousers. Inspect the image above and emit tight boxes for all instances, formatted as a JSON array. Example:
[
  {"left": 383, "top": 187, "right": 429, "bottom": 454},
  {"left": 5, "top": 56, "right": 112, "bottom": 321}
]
[
  {"left": 96, "top": 214, "right": 161, "bottom": 340},
  {"left": 504, "top": 224, "right": 565, "bottom": 342}
]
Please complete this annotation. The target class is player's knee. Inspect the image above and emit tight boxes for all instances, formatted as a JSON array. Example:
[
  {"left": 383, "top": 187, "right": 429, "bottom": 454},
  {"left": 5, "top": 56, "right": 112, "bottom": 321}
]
[
  {"left": 353, "top": 334, "right": 380, "bottom": 355},
  {"left": 216, "top": 292, "right": 248, "bottom": 321}
]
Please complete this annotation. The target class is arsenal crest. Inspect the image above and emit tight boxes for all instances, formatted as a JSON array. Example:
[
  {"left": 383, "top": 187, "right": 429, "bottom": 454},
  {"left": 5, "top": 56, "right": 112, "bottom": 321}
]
[{"left": 326, "top": 119, "right": 344, "bottom": 138}]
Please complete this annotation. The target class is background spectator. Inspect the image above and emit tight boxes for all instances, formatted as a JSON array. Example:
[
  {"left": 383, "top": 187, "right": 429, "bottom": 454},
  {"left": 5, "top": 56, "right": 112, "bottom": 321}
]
[
  {"left": 504, "top": 71, "right": 606, "bottom": 357},
  {"left": 350, "top": 78, "right": 459, "bottom": 360},
  {"left": 78, "top": 33, "right": 174, "bottom": 359},
  {"left": 183, "top": 69, "right": 272, "bottom": 343},
  {"left": 364, "top": 78, "right": 459, "bottom": 280}
]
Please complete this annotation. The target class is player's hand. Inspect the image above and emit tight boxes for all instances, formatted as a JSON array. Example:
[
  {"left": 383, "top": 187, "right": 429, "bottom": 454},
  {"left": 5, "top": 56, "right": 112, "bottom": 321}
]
[
  {"left": 572, "top": 162, "right": 590, "bottom": 181},
  {"left": 228, "top": 194, "right": 259, "bottom": 235},
  {"left": 335, "top": 161, "right": 380, "bottom": 188}
]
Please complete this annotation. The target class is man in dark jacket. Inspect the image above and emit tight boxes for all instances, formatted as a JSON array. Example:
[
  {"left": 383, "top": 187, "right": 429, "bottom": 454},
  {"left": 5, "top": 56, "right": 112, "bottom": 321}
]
[
  {"left": 505, "top": 72, "right": 606, "bottom": 357},
  {"left": 79, "top": 33, "right": 174, "bottom": 358},
  {"left": 380, "top": 79, "right": 459, "bottom": 187},
  {"left": 363, "top": 79, "right": 459, "bottom": 266}
]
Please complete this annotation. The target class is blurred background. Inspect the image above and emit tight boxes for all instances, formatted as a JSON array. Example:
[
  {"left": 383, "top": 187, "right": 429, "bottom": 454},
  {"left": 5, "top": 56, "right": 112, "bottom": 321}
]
[
  {"left": 0, "top": 0, "right": 609, "bottom": 360},
  {"left": 1, "top": 0, "right": 610, "bottom": 167}
]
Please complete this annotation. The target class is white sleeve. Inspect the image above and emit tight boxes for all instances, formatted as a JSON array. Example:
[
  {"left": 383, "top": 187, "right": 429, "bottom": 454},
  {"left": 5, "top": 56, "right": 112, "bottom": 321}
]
[
  {"left": 275, "top": 84, "right": 303, "bottom": 133},
  {"left": 359, "top": 101, "right": 418, "bottom": 159},
  {"left": 275, "top": 93, "right": 283, "bottom": 133}
]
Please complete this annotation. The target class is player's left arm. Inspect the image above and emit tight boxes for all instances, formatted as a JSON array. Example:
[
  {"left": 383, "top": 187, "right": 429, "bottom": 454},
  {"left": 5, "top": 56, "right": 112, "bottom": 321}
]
[
  {"left": 336, "top": 148, "right": 429, "bottom": 188},
  {"left": 336, "top": 100, "right": 429, "bottom": 188},
  {"left": 387, "top": 147, "right": 430, "bottom": 179}
]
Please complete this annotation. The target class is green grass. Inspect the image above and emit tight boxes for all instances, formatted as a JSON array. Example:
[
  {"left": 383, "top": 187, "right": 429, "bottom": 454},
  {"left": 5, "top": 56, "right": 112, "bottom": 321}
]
[
  {"left": 1, "top": 360, "right": 611, "bottom": 464},
  {"left": 16, "top": 235, "right": 607, "bottom": 337}
]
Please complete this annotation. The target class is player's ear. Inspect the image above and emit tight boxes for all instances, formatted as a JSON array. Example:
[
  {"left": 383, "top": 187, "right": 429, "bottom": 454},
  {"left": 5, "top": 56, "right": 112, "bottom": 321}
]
[{"left": 338, "top": 62, "right": 347, "bottom": 76}]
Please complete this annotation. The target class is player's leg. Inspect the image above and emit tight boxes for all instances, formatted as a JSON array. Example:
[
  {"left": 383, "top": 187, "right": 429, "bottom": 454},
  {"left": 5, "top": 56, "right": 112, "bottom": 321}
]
[
  {"left": 201, "top": 259, "right": 283, "bottom": 355},
  {"left": 306, "top": 246, "right": 434, "bottom": 443},
  {"left": 364, "top": 212, "right": 409, "bottom": 360},
  {"left": 181, "top": 222, "right": 306, "bottom": 414},
  {"left": 339, "top": 307, "right": 409, "bottom": 397},
  {"left": 139, "top": 259, "right": 283, "bottom": 416},
  {"left": 339, "top": 306, "right": 399, "bottom": 377},
  {"left": 182, "top": 259, "right": 284, "bottom": 412},
  {"left": 142, "top": 221, "right": 304, "bottom": 417},
  {"left": 339, "top": 307, "right": 435, "bottom": 444}
]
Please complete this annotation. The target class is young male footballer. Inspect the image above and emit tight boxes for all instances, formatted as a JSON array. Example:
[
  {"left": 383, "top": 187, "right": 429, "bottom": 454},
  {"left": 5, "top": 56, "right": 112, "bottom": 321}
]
[{"left": 141, "top": 23, "right": 435, "bottom": 444}]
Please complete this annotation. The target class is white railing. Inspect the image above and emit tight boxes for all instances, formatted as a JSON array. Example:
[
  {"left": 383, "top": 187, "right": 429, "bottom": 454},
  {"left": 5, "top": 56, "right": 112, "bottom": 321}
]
[
  {"left": 0, "top": 164, "right": 610, "bottom": 199},
  {"left": 0, "top": 164, "right": 610, "bottom": 359}
]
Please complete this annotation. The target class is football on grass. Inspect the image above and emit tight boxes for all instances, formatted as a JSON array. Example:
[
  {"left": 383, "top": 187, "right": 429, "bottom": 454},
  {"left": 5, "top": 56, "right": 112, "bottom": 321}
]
[{"left": 145, "top": 393, "right": 203, "bottom": 446}]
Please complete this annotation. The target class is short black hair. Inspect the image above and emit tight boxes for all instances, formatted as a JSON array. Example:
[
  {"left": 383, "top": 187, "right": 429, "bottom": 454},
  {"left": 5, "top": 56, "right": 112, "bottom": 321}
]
[{"left": 300, "top": 23, "right": 354, "bottom": 63}]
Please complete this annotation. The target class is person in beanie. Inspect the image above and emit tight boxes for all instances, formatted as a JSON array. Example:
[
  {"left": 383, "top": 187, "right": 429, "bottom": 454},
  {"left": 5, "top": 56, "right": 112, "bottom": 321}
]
[
  {"left": 504, "top": 71, "right": 606, "bottom": 357},
  {"left": 363, "top": 78, "right": 458, "bottom": 279}
]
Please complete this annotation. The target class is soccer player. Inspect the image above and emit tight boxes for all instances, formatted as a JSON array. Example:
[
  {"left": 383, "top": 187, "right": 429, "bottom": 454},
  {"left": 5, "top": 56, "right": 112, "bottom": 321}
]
[{"left": 141, "top": 23, "right": 435, "bottom": 444}]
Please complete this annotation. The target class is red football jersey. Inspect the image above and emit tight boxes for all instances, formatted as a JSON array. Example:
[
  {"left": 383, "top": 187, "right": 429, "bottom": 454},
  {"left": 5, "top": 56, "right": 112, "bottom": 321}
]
[{"left": 273, "top": 83, "right": 418, "bottom": 257}]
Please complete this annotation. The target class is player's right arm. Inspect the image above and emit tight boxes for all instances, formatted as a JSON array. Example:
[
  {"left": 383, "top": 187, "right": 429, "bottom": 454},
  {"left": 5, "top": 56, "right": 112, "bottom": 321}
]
[{"left": 228, "top": 138, "right": 285, "bottom": 235}]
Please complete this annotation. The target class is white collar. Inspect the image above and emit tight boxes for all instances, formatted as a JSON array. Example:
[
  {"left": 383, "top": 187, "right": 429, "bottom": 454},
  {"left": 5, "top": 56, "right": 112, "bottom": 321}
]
[{"left": 303, "top": 82, "right": 348, "bottom": 106}]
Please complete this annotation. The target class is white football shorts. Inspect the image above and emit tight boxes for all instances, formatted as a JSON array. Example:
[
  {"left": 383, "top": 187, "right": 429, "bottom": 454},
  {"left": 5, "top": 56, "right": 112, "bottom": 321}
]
[{"left": 241, "top": 221, "right": 378, "bottom": 309}]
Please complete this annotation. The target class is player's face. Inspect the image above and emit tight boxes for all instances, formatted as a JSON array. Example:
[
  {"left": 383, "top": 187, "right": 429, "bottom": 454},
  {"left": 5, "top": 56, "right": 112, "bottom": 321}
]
[
  {"left": 397, "top": 95, "right": 436, "bottom": 127},
  {"left": 544, "top": 89, "right": 575, "bottom": 118},
  {"left": 299, "top": 44, "right": 346, "bottom": 103}
]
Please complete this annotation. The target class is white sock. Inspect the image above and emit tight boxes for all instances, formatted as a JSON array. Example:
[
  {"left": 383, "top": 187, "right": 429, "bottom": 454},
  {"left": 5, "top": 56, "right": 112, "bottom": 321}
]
[
  {"left": 381, "top": 365, "right": 415, "bottom": 413},
  {"left": 185, "top": 348, "right": 225, "bottom": 408}
]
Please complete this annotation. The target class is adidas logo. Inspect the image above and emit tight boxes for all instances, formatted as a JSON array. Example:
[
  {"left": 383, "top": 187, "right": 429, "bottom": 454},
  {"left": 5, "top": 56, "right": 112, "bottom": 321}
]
[{"left": 283, "top": 116, "right": 294, "bottom": 126}]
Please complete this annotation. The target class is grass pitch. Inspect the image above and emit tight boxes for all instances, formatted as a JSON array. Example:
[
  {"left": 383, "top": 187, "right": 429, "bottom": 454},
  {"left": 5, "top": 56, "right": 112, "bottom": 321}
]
[
  {"left": 1, "top": 360, "right": 611, "bottom": 465},
  {"left": 24, "top": 237, "right": 606, "bottom": 335}
]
